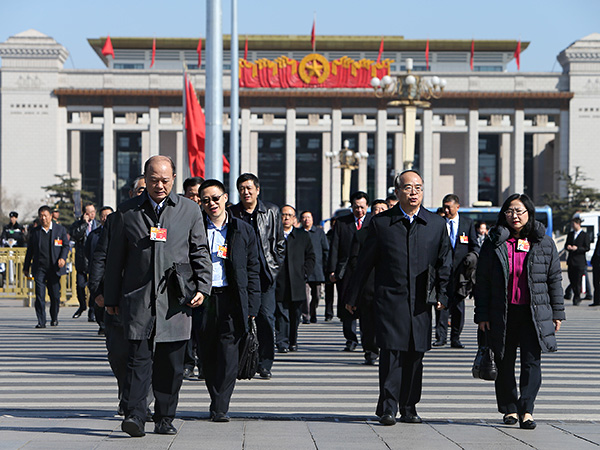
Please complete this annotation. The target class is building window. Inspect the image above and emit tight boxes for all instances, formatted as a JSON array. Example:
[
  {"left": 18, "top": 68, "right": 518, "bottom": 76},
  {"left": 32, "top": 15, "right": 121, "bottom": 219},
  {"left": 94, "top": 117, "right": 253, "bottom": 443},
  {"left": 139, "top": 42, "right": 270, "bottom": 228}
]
[
  {"left": 478, "top": 134, "right": 500, "bottom": 204},
  {"left": 296, "top": 134, "right": 323, "bottom": 223},
  {"left": 116, "top": 132, "right": 142, "bottom": 205},
  {"left": 81, "top": 132, "right": 103, "bottom": 206},
  {"left": 258, "top": 133, "right": 286, "bottom": 207},
  {"left": 113, "top": 63, "right": 144, "bottom": 70},
  {"left": 473, "top": 66, "right": 502, "bottom": 72}
]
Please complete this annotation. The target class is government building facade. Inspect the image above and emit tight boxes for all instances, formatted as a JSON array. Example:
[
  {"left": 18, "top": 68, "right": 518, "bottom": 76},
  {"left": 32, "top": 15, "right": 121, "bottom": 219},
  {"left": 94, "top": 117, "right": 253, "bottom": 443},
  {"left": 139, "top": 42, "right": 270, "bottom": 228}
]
[{"left": 1, "top": 30, "right": 599, "bottom": 223}]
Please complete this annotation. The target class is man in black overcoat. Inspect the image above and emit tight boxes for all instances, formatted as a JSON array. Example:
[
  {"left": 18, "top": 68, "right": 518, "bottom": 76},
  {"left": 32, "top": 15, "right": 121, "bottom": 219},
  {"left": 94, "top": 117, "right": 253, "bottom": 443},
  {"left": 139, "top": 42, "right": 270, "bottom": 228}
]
[
  {"left": 197, "top": 179, "right": 261, "bottom": 422},
  {"left": 348, "top": 170, "right": 452, "bottom": 426},
  {"left": 565, "top": 217, "right": 590, "bottom": 305},
  {"left": 327, "top": 191, "right": 371, "bottom": 351},
  {"left": 24, "top": 205, "right": 70, "bottom": 328},
  {"left": 433, "top": 194, "right": 480, "bottom": 348},
  {"left": 104, "top": 156, "right": 212, "bottom": 437},
  {"left": 275, "top": 205, "right": 315, "bottom": 352}
]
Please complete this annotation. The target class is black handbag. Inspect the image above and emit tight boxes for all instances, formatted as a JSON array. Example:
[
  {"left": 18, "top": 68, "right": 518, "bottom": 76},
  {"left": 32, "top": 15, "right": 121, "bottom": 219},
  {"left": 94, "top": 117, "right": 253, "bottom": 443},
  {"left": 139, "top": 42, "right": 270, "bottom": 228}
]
[
  {"left": 164, "top": 262, "right": 196, "bottom": 306},
  {"left": 472, "top": 331, "right": 498, "bottom": 381},
  {"left": 237, "top": 317, "right": 259, "bottom": 380}
]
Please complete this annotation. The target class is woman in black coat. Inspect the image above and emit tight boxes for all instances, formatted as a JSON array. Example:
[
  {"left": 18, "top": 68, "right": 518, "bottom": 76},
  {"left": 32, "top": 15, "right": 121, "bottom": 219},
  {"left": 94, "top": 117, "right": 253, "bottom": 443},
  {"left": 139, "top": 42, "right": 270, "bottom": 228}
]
[{"left": 474, "top": 194, "right": 565, "bottom": 429}]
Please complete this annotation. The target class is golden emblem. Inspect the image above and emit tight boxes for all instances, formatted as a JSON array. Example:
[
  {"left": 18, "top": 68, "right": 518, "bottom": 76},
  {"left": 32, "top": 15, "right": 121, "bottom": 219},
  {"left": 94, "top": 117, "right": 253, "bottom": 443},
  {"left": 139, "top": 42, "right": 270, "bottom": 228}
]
[{"left": 299, "top": 53, "right": 330, "bottom": 84}]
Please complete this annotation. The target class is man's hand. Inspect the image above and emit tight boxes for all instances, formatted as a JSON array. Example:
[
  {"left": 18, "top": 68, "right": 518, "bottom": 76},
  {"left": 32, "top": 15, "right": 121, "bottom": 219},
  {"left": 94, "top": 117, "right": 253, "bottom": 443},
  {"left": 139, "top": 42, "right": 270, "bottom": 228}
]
[
  {"left": 329, "top": 273, "right": 337, "bottom": 283},
  {"left": 436, "top": 302, "right": 445, "bottom": 310},
  {"left": 478, "top": 321, "right": 491, "bottom": 331},
  {"left": 345, "top": 304, "right": 356, "bottom": 314},
  {"left": 188, "top": 292, "right": 205, "bottom": 308},
  {"left": 57, "top": 258, "right": 66, "bottom": 268},
  {"left": 553, "top": 319, "right": 562, "bottom": 332},
  {"left": 106, "top": 306, "right": 119, "bottom": 315},
  {"left": 95, "top": 295, "right": 105, "bottom": 308}
]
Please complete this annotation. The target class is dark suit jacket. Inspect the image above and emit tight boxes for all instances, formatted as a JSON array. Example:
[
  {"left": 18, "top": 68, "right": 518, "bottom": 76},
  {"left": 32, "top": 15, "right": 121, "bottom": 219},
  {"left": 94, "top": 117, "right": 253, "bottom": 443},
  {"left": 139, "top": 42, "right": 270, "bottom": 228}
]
[
  {"left": 70, "top": 218, "right": 100, "bottom": 272},
  {"left": 591, "top": 235, "right": 600, "bottom": 268},
  {"left": 203, "top": 213, "right": 261, "bottom": 332},
  {"left": 346, "top": 226, "right": 373, "bottom": 308},
  {"left": 276, "top": 228, "right": 316, "bottom": 303},
  {"left": 565, "top": 230, "right": 590, "bottom": 268},
  {"left": 104, "top": 190, "right": 212, "bottom": 343},
  {"left": 447, "top": 215, "right": 480, "bottom": 299},
  {"left": 24, "top": 224, "right": 70, "bottom": 277},
  {"left": 347, "top": 206, "right": 452, "bottom": 352},
  {"left": 304, "top": 226, "right": 329, "bottom": 283}
]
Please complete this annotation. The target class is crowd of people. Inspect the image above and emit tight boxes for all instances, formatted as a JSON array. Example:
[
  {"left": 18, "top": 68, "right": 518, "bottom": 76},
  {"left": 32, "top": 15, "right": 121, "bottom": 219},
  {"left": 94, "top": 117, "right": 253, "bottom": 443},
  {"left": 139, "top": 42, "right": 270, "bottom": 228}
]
[{"left": 16, "top": 155, "right": 574, "bottom": 436}]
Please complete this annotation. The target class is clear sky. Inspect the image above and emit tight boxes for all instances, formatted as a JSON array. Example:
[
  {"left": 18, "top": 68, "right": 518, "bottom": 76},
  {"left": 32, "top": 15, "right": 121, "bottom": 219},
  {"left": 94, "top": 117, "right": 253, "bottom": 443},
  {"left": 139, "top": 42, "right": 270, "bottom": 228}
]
[{"left": 1, "top": 0, "right": 597, "bottom": 72}]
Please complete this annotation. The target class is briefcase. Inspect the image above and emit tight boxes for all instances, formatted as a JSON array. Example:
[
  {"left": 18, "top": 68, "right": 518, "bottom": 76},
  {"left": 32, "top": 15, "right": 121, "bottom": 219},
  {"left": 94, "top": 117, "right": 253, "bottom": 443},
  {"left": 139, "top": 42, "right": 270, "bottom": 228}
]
[
  {"left": 238, "top": 317, "right": 259, "bottom": 380},
  {"left": 472, "top": 331, "right": 497, "bottom": 381},
  {"left": 164, "top": 262, "right": 196, "bottom": 306}
]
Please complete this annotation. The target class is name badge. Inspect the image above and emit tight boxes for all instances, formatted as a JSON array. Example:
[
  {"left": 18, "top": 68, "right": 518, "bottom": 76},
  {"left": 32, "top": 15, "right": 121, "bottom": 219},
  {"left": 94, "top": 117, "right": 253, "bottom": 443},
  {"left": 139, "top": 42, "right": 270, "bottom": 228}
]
[
  {"left": 54, "top": 239, "right": 63, "bottom": 246},
  {"left": 459, "top": 234, "right": 469, "bottom": 244},
  {"left": 217, "top": 245, "right": 228, "bottom": 259},
  {"left": 517, "top": 239, "right": 530, "bottom": 252},
  {"left": 150, "top": 227, "right": 167, "bottom": 242}
]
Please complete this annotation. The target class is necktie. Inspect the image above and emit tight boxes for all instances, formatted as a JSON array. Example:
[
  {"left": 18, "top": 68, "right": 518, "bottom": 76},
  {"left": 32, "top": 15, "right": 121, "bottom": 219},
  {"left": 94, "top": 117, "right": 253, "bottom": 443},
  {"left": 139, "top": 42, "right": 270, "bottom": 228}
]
[
  {"left": 450, "top": 220, "right": 456, "bottom": 248},
  {"left": 155, "top": 204, "right": 161, "bottom": 218},
  {"left": 87, "top": 221, "right": 92, "bottom": 234},
  {"left": 356, "top": 218, "right": 362, "bottom": 230}
]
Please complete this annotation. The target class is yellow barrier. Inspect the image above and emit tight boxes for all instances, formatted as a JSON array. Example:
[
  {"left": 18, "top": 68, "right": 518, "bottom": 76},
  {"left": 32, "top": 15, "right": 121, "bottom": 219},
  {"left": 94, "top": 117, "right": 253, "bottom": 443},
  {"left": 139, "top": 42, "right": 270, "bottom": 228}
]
[{"left": 0, "top": 247, "right": 79, "bottom": 307}]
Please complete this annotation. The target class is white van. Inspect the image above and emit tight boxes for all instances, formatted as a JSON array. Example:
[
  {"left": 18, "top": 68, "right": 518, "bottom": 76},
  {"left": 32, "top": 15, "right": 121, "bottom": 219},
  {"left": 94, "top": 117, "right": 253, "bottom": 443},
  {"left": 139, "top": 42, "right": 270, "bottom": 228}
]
[{"left": 573, "top": 211, "right": 600, "bottom": 264}]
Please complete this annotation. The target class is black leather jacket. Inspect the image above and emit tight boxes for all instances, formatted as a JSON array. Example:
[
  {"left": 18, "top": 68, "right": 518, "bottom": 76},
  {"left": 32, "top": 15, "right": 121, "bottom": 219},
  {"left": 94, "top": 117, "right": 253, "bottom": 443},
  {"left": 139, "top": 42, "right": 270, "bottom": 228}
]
[{"left": 230, "top": 199, "right": 285, "bottom": 283}]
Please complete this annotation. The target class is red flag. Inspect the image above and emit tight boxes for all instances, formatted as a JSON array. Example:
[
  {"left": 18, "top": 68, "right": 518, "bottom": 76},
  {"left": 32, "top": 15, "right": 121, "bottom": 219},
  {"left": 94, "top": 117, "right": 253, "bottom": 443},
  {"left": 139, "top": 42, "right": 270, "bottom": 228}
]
[
  {"left": 244, "top": 36, "right": 248, "bottom": 60},
  {"left": 470, "top": 39, "right": 474, "bottom": 71},
  {"left": 185, "top": 75, "right": 206, "bottom": 178},
  {"left": 101, "top": 36, "right": 115, "bottom": 59},
  {"left": 197, "top": 39, "right": 202, "bottom": 68},
  {"left": 376, "top": 37, "right": 384, "bottom": 64},
  {"left": 223, "top": 155, "right": 230, "bottom": 173},
  {"left": 425, "top": 39, "right": 430, "bottom": 70},
  {"left": 311, "top": 18, "right": 316, "bottom": 52},
  {"left": 514, "top": 40, "right": 521, "bottom": 70},
  {"left": 150, "top": 38, "right": 156, "bottom": 68}
]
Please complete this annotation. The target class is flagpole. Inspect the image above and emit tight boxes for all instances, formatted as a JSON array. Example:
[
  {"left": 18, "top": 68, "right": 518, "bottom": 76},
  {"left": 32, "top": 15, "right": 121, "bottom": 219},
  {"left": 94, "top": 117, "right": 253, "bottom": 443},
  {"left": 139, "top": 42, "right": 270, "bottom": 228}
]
[
  {"left": 229, "top": 0, "right": 240, "bottom": 202},
  {"left": 182, "top": 63, "right": 191, "bottom": 179},
  {"left": 206, "top": 0, "right": 224, "bottom": 181}
]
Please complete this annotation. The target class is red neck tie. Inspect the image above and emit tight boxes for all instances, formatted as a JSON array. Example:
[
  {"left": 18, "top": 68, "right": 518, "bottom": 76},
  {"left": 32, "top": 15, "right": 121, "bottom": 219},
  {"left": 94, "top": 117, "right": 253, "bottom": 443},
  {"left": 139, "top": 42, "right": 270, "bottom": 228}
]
[{"left": 356, "top": 218, "right": 362, "bottom": 230}]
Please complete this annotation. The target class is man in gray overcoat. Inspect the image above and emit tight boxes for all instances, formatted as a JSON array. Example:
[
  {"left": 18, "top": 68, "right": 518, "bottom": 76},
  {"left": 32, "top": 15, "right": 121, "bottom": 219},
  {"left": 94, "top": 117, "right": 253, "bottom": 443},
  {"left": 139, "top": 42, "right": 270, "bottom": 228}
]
[{"left": 104, "top": 156, "right": 212, "bottom": 437}]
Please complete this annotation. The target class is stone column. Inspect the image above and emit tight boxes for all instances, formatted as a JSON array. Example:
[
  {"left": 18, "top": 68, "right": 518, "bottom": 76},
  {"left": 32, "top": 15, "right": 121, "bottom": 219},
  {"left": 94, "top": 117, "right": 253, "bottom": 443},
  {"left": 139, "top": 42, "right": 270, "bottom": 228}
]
[
  {"left": 375, "top": 109, "right": 387, "bottom": 199},
  {"left": 149, "top": 107, "right": 159, "bottom": 156},
  {"left": 557, "top": 110, "right": 569, "bottom": 197},
  {"left": 175, "top": 130, "right": 184, "bottom": 194},
  {"left": 285, "top": 108, "right": 296, "bottom": 206},
  {"left": 141, "top": 131, "right": 150, "bottom": 163},
  {"left": 70, "top": 130, "right": 81, "bottom": 188},
  {"left": 103, "top": 107, "right": 116, "bottom": 208},
  {"left": 511, "top": 109, "right": 525, "bottom": 195},
  {"left": 394, "top": 132, "right": 403, "bottom": 177},
  {"left": 358, "top": 132, "right": 368, "bottom": 192},
  {"left": 330, "top": 109, "right": 342, "bottom": 210},
  {"left": 467, "top": 109, "right": 479, "bottom": 206},
  {"left": 421, "top": 109, "right": 433, "bottom": 206},
  {"left": 500, "top": 133, "right": 511, "bottom": 201},
  {"left": 432, "top": 132, "right": 441, "bottom": 206},
  {"left": 240, "top": 108, "right": 251, "bottom": 173},
  {"left": 250, "top": 131, "right": 258, "bottom": 175},
  {"left": 322, "top": 132, "right": 332, "bottom": 223}
]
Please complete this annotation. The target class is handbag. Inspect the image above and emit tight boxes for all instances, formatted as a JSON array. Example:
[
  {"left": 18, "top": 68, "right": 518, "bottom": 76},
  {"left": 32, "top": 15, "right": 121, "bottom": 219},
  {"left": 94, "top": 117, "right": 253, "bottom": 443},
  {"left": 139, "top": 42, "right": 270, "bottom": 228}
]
[
  {"left": 164, "top": 262, "right": 196, "bottom": 306},
  {"left": 237, "top": 317, "right": 259, "bottom": 380},
  {"left": 472, "top": 330, "right": 498, "bottom": 381}
]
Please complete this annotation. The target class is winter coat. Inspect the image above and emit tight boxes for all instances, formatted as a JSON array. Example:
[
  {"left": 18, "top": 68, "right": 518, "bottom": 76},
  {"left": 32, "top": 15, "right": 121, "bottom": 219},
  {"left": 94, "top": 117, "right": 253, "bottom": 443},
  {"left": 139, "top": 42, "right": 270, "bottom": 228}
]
[{"left": 474, "top": 221, "right": 565, "bottom": 359}]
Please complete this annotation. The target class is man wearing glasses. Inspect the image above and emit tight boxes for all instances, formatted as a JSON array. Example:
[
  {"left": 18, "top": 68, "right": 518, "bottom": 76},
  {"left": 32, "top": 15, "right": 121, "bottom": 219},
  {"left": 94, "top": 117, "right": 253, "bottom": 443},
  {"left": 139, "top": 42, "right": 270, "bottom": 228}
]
[{"left": 348, "top": 170, "right": 452, "bottom": 426}]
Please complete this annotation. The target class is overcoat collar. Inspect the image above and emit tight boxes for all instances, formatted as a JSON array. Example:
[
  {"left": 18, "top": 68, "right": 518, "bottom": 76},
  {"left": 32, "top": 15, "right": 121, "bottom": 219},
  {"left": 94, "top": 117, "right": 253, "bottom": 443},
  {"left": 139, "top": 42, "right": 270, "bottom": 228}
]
[{"left": 389, "top": 204, "right": 428, "bottom": 225}]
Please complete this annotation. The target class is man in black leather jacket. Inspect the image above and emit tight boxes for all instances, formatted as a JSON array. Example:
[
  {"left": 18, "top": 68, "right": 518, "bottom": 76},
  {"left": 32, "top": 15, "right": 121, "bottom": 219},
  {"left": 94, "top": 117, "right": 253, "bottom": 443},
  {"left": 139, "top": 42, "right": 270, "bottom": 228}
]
[{"left": 229, "top": 173, "right": 285, "bottom": 379}]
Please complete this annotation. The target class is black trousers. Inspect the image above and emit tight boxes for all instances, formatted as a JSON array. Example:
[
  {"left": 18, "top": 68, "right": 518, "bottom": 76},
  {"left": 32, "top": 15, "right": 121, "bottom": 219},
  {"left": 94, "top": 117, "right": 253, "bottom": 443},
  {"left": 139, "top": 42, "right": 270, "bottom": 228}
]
[
  {"left": 324, "top": 282, "right": 334, "bottom": 320},
  {"left": 304, "top": 282, "right": 322, "bottom": 322},
  {"left": 256, "top": 282, "right": 276, "bottom": 371},
  {"left": 75, "top": 271, "right": 88, "bottom": 310},
  {"left": 195, "top": 288, "right": 241, "bottom": 415},
  {"left": 568, "top": 264, "right": 586, "bottom": 300},
  {"left": 435, "top": 295, "right": 465, "bottom": 344},
  {"left": 359, "top": 301, "right": 379, "bottom": 362},
  {"left": 376, "top": 336, "right": 424, "bottom": 418},
  {"left": 33, "top": 268, "right": 60, "bottom": 325},
  {"left": 593, "top": 264, "right": 600, "bottom": 305},
  {"left": 275, "top": 299, "right": 303, "bottom": 349},
  {"left": 124, "top": 336, "right": 186, "bottom": 422},
  {"left": 336, "top": 283, "right": 358, "bottom": 346},
  {"left": 494, "top": 304, "right": 542, "bottom": 416}
]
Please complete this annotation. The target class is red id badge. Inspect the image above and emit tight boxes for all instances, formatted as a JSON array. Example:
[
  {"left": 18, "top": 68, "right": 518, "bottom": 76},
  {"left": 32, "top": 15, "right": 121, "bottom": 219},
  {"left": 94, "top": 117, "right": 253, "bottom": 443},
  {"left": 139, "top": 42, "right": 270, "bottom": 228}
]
[
  {"left": 54, "top": 239, "right": 63, "bottom": 246},
  {"left": 459, "top": 234, "right": 468, "bottom": 244},
  {"left": 150, "top": 227, "right": 167, "bottom": 242},
  {"left": 517, "top": 239, "right": 530, "bottom": 252}
]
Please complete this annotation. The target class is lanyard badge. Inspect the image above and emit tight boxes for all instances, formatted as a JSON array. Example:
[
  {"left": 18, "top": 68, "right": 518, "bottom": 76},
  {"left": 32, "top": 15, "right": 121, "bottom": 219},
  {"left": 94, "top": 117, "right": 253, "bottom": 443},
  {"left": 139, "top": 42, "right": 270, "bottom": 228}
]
[
  {"left": 150, "top": 227, "right": 167, "bottom": 242},
  {"left": 517, "top": 238, "right": 530, "bottom": 252}
]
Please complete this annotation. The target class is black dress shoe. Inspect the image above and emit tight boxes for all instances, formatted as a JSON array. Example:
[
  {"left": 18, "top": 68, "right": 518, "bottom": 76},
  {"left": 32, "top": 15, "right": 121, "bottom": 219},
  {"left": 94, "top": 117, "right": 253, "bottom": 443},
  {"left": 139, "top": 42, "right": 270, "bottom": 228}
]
[
  {"left": 574, "top": 298, "right": 582, "bottom": 306},
  {"left": 35, "top": 324, "right": 46, "bottom": 329},
  {"left": 302, "top": 318, "right": 310, "bottom": 324},
  {"left": 503, "top": 414, "right": 518, "bottom": 425},
  {"left": 310, "top": 318, "right": 317, "bottom": 324},
  {"left": 289, "top": 345, "right": 298, "bottom": 352},
  {"left": 121, "top": 416, "right": 145, "bottom": 437},
  {"left": 183, "top": 367, "right": 195, "bottom": 379},
  {"left": 212, "top": 412, "right": 230, "bottom": 422},
  {"left": 72, "top": 308, "right": 85, "bottom": 319},
  {"left": 154, "top": 417, "right": 177, "bottom": 435},
  {"left": 364, "top": 358, "right": 376, "bottom": 366},
  {"left": 432, "top": 340, "right": 446, "bottom": 347},
  {"left": 277, "top": 346, "right": 289, "bottom": 353},
  {"left": 117, "top": 404, "right": 125, "bottom": 416},
  {"left": 519, "top": 417, "right": 536, "bottom": 430},
  {"left": 379, "top": 414, "right": 396, "bottom": 426},
  {"left": 50, "top": 320, "right": 58, "bottom": 327},
  {"left": 450, "top": 342, "right": 465, "bottom": 349},
  {"left": 399, "top": 413, "right": 422, "bottom": 423},
  {"left": 590, "top": 303, "right": 600, "bottom": 307},
  {"left": 343, "top": 342, "right": 357, "bottom": 352},
  {"left": 324, "top": 317, "right": 333, "bottom": 322},
  {"left": 258, "top": 368, "right": 272, "bottom": 379}
]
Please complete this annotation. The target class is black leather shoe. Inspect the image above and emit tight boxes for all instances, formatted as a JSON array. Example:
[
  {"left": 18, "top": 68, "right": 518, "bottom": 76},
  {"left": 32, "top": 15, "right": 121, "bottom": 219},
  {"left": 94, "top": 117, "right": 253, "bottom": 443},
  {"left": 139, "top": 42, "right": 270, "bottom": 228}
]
[
  {"left": 72, "top": 308, "right": 85, "bottom": 319},
  {"left": 88, "top": 316, "right": 96, "bottom": 323},
  {"left": 324, "top": 317, "right": 333, "bottom": 322},
  {"left": 519, "top": 417, "right": 536, "bottom": 430},
  {"left": 379, "top": 414, "right": 396, "bottom": 426},
  {"left": 121, "top": 416, "right": 145, "bottom": 437},
  {"left": 289, "top": 345, "right": 298, "bottom": 352},
  {"left": 117, "top": 404, "right": 125, "bottom": 416},
  {"left": 400, "top": 413, "right": 422, "bottom": 423},
  {"left": 503, "top": 414, "right": 518, "bottom": 425},
  {"left": 450, "top": 342, "right": 465, "bottom": 349},
  {"left": 154, "top": 417, "right": 177, "bottom": 435},
  {"left": 364, "top": 358, "right": 376, "bottom": 366},
  {"left": 258, "top": 368, "right": 272, "bottom": 379},
  {"left": 183, "top": 367, "right": 195, "bottom": 379},
  {"left": 590, "top": 303, "right": 600, "bottom": 307},
  {"left": 343, "top": 342, "right": 357, "bottom": 352},
  {"left": 310, "top": 318, "right": 317, "bottom": 324},
  {"left": 277, "top": 346, "right": 289, "bottom": 354},
  {"left": 432, "top": 340, "right": 446, "bottom": 347},
  {"left": 574, "top": 299, "right": 582, "bottom": 306},
  {"left": 35, "top": 324, "right": 46, "bottom": 329},
  {"left": 212, "top": 412, "right": 230, "bottom": 422},
  {"left": 50, "top": 320, "right": 58, "bottom": 327}
]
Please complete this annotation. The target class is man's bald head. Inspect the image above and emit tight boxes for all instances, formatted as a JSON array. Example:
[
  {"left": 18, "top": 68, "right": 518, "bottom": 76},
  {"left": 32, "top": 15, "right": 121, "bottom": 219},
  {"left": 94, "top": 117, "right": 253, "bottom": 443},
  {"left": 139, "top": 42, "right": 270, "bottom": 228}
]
[
  {"left": 144, "top": 156, "right": 176, "bottom": 203},
  {"left": 144, "top": 155, "right": 175, "bottom": 176}
]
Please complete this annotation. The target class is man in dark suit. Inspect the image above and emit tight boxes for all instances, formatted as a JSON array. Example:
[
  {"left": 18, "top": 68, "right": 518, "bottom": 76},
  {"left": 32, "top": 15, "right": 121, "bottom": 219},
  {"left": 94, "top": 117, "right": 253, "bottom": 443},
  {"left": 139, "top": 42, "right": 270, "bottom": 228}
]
[
  {"left": 591, "top": 235, "right": 600, "bottom": 307},
  {"left": 196, "top": 179, "right": 261, "bottom": 422},
  {"left": 348, "top": 170, "right": 452, "bottom": 426},
  {"left": 104, "top": 156, "right": 212, "bottom": 437},
  {"left": 327, "top": 191, "right": 371, "bottom": 351},
  {"left": 299, "top": 210, "right": 328, "bottom": 323},
  {"left": 433, "top": 194, "right": 480, "bottom": 348},
  {"left": 275, "top": 205, "right": 315, "bottom": 352},
  {"left": 23, "top": 205, "right": 70, "bottom": 328},
  {"left": 565, "top": 217, "right": 590, "bottom": 305},
  {"left": 70, "top": 203, "right": 100, "bottom": 321},
  {"left": 229, "top": 173, "right": 286, "bottom": 379}
]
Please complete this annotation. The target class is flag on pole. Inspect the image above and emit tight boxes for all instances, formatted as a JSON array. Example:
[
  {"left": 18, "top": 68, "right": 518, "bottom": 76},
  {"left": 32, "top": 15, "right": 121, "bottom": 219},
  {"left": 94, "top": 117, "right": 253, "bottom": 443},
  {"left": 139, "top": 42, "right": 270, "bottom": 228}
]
[
  {"left": 425, "top": 39, "right": 430, "bottom": 70},
  {"left": 150, "top": 38, "right": 156, "bottom": 68},
  {"left": 376, "top": 37, "right": 384, "bottom": 64},
  {"left": 311, "top": 16, "right": 316, "bottom": 52},
  {"left": 102, "top": 36, "right": 115, "bottom": 59},
  {"left": 244, "top": 36, "right": 248, "bottom": 60},
  {"left": 185, "top": 75, "right": 206, "bottom": 178},
  {"left": 470, "top": 39, "right": 474, "bottom": 71},
  {"left": 197, "top": 39, "right": 203, "bottom": 68},
  {"left": 514, "top": 40, "right": 521, "bottom": 70}
]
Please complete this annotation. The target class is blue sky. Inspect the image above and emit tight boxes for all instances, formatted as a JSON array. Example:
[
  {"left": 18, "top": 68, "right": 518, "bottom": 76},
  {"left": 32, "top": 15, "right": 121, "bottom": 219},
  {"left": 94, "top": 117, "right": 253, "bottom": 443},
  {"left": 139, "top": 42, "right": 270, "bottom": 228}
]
[{"left": 1, "top": 0, "right": 597, "bottom": 72}]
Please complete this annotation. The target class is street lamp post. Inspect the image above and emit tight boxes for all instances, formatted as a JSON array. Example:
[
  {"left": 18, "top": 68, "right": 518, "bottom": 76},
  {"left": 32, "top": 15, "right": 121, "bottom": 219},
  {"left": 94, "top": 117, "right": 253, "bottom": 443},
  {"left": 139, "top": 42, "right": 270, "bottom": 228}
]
[
  {"left": 370, "top": 58, "right": 446, "bottom": 170},
  {"left": 326, "top": 140, "right": 369, "bottom": 208}
]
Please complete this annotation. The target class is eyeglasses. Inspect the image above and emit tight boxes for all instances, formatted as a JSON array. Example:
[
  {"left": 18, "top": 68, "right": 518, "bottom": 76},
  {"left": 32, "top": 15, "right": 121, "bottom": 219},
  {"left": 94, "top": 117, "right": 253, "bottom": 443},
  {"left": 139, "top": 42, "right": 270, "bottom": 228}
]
[
  {"left": 200, "top": 193, "right": 225, "bottom": 204},
  {"left": 504, "top": 209, "right": 528, "bottom": 217},
  {"left": 281, "top": 213, "right": 296, "bottom": 218},
  {"left": 401, "top": 184, "right": 423, "bottom": 193}
]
